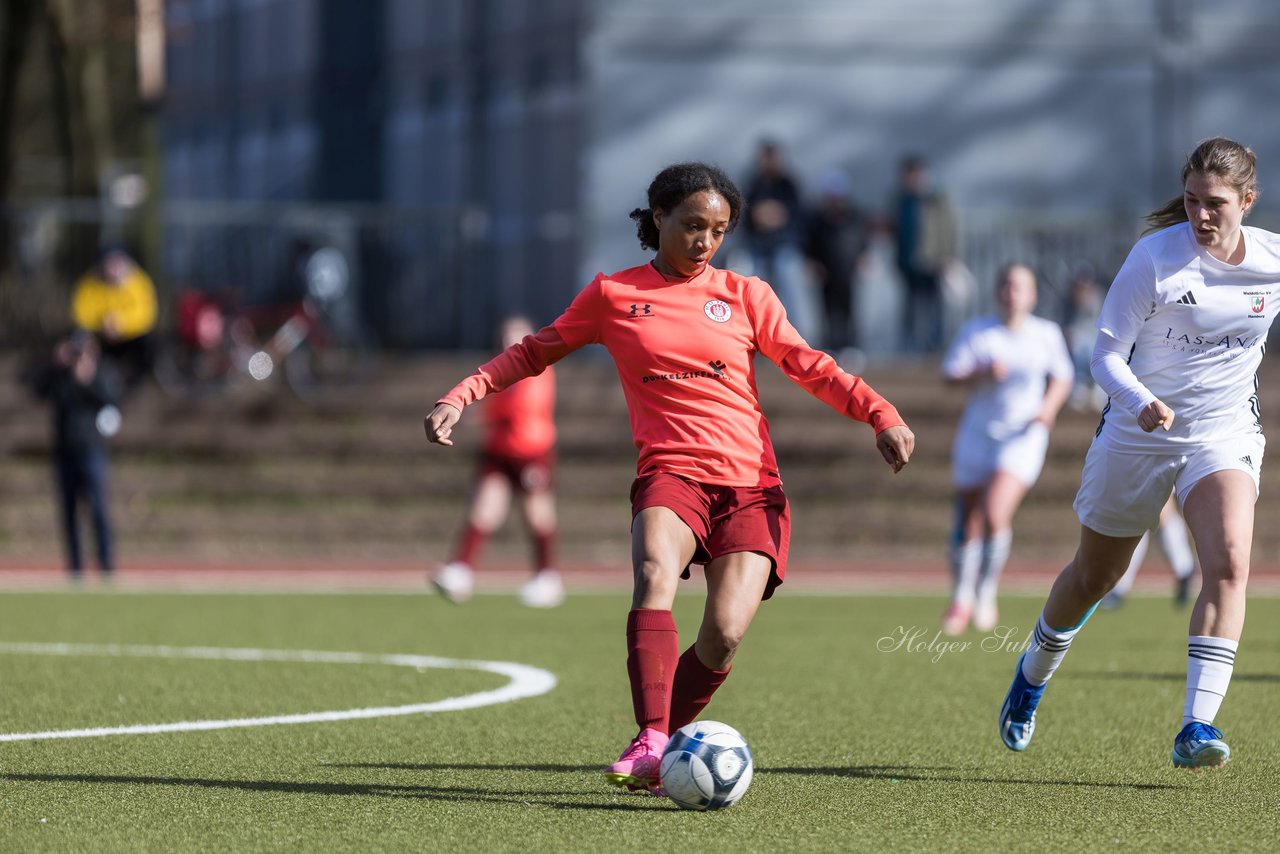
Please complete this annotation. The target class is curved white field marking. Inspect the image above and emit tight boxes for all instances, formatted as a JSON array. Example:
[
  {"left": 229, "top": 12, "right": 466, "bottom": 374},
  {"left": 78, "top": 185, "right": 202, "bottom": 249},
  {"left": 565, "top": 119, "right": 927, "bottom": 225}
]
[{"left": 0, "top": 642, "right": 557, "bottom": 742}]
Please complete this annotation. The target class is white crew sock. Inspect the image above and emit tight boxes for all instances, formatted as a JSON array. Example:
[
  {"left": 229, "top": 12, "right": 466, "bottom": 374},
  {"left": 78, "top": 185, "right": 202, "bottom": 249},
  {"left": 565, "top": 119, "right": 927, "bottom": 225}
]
[
  {"left": 949, "top": 538, "right": 982, "bottom": 606},
  {"left": 1020, "top": 612, "right": 1086, "bottom": 686},
  {"left": 975, "top": 530, "right": 1012, "bottom": 605},
  {"left": 1183, "top": 635, "right": 1238, "bottom": 727}
]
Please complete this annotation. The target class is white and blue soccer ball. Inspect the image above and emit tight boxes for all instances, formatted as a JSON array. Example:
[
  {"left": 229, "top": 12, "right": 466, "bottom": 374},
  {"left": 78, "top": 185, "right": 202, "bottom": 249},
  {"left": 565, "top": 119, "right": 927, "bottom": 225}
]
[{"left": 659, "top": 720, "right": 753, "bottom": 810}]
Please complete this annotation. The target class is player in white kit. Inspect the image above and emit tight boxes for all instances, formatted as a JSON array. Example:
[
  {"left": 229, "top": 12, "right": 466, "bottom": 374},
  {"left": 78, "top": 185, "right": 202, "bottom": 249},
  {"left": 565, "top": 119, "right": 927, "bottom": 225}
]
[
  {"left": 940, "top": 263, "right": 1073, "bottom": 634},
  {"left": 999, "top": 137, "right": 1280, "bottom": 769}
]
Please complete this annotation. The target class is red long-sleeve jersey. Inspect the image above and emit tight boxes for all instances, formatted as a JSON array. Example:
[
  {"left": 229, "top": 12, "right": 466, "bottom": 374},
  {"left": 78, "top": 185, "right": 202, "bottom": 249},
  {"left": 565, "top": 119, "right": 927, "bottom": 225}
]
[
  {"left": 480, "top": 366, "right": 556, "bottom": 458},
  {"left": 440, "top": 263, "right": 904, "bottom": 487}
]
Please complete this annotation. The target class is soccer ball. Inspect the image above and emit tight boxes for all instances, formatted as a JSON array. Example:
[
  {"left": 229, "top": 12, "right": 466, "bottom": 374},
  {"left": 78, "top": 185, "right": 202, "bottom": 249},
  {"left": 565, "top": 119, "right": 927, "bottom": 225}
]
[{"left": 659, "top": 720, "right": 753, "bottom": 810}]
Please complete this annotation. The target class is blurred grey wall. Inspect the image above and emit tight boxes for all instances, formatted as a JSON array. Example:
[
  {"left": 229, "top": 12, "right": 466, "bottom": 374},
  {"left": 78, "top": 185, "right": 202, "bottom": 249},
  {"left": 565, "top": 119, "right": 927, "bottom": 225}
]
[
  {"left": 160, "top": 0, "right": 1280, "bottom": 349},
  {"left": 585, "top": 0, "right": 1280, "bottom": 282}
]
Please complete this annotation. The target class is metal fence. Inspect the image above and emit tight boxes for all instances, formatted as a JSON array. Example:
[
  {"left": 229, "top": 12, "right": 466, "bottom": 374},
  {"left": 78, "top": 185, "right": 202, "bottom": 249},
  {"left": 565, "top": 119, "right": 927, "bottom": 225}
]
[
  {"left": 1, "top": 199, "right": 470, "bottom": 350},
  {"left": 6, "top": 199, "right": 1276, "bottom": 353}
]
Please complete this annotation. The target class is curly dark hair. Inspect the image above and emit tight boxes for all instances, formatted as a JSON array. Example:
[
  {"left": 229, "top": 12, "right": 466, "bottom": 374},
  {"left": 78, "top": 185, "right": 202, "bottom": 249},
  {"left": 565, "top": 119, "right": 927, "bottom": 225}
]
[{"left": 628, "top": 162, "right": 744, "bottom": 251}]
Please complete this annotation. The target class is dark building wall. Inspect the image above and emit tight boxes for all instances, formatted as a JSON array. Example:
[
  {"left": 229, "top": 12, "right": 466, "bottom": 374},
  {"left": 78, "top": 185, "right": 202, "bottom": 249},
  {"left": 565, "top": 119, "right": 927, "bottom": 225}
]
[
  {"left": 315, "top": 2, "right": 384, "bottom": 202},
  {"left": 380, "top": 0, "right": 585, "bottom": 348},
  {"left": 163, "top": 0, "right": 586, "bottom": 349}
]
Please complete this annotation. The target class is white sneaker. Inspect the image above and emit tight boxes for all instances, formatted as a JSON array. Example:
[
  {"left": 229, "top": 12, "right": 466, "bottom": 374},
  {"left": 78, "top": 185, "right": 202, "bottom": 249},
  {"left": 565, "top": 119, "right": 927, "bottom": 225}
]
[
  {"left": 519, "top": 569, "right": 565, "bottom": 608},
  {"left": 972, "top": 597, "right": 999, "bottom": 633},
  {"left": 431, "top": 562, "right": 474, "bottom": 604}
]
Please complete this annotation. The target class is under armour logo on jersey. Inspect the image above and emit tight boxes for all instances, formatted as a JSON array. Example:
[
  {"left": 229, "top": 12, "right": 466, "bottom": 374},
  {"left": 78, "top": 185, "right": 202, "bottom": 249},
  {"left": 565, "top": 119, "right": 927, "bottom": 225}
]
[
  {"left": 1240, "top": 455, "right": 1254, "bottom": 469},
  {"left": 1176, "top": 291, "right": 1198, "bottom": 306},
  {"left": 628, "top": 304, "right": 653, "bottom": 318}
]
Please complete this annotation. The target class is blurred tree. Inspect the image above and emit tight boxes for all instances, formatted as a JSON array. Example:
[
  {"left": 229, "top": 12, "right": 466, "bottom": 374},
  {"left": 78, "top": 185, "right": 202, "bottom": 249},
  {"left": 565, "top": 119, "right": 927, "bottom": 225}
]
[
  {"left": 1, "top": 0, "right": 138, "bottom": 199},
  {"left": 0, "top": 0, "right": 39, "bottom": 201},
  {"left": 0, "top": 0, "right": 144, "bottom": 343}
]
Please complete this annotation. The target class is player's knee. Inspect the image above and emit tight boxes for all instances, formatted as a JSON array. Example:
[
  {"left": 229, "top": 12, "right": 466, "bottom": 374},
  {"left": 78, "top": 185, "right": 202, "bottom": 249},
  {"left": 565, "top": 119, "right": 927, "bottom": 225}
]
[
  {"left": 633, "top": 559, "right": 680, "bottom": 597},
  {"left": 469, "top": 501, "right": 509, "bottom": 530},
  {"left": 1202, "top": 556, "right": 1250, "bottom": 592},
  {"left": 700, "top": 626, "right": 746, "bottom": 668},
  {"left": 1073, "top": 563, "right": 1125, "bottom": 602}
]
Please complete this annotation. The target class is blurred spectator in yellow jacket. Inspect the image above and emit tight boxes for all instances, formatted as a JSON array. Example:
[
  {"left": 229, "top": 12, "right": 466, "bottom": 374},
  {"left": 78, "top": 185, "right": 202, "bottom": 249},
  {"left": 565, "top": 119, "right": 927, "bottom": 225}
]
[{"left": 72, "top": 246, "right": 158, "bottom": 394}]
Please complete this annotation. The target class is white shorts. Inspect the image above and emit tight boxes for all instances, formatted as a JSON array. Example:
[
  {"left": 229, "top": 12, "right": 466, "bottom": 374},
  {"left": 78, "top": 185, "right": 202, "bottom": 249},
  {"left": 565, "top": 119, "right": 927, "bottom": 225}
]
[
  {"left": 1073, "top": 433, "right": 1264, "bottom": 537},
  {"left": 952, "top": 422, "right": 1050, "bottom": 490}
]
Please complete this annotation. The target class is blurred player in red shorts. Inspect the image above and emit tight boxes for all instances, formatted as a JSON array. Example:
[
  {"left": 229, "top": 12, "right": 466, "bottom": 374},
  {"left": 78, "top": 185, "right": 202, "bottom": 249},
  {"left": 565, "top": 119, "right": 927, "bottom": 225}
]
[
  {"left": 432, "top": 315, "right": 564, "bottom": 608},
  {"left": 426, "top": 162, "right": 914, "bottom": 792}
]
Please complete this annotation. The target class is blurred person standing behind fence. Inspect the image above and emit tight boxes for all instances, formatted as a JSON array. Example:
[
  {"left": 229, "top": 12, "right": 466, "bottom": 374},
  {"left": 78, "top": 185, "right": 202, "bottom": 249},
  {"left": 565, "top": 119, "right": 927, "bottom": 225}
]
[
  {"left": 32, "top": 331, "right": 122, "bottom": 582},
  {"left": 71, "top": 246, "right": 158, "bottom": 394},
  {"left": 1061, "top": 262, "right": 1108, "bottom": 411},
  {"left": 432, "top": 316, "right": 564, "bottom": 608},
  {"left": 743, "top": 139, "right": 809, "bottom": 330},
  {"left": 893, "top": 154, "right": 958, "bottom": 354},
  {"left": 941, "top": 263, "right": 1073, "bottom": 635},
  {"left": 804, "top": 168, "right": 870, "bottom": 366}
]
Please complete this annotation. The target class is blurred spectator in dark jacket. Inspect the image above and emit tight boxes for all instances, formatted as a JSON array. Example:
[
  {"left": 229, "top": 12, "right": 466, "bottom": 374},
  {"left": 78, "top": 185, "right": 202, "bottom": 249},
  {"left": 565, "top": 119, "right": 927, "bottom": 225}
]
[
  {"left": 33, "top": 331, "right": 122, "bottom": 581},
  {"left": 743, "top": 139, "right": 809, "bottom": 329},
  {"left": 804, "top": 168, "right": 870, "bottom": 362},
  {"left": 892, "top": 154, "right": 957, "bottom": 354}
]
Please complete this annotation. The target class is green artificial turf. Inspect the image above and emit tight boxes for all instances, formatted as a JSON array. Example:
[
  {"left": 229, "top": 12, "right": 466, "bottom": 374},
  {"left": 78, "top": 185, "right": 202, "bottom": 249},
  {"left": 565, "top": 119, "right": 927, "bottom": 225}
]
[{"left": 1, "top": 589, "right": 1277, "bottom": 852}]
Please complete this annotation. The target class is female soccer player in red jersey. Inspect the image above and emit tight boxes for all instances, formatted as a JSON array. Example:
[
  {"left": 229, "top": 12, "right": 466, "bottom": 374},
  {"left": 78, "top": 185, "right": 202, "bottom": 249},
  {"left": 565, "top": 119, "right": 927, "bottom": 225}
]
[
  {"left": 431, "top": 315, "right": 564, "bottom": 608},
  {"left": 425, "top": 162, "right": 915, "bottom": 792}
]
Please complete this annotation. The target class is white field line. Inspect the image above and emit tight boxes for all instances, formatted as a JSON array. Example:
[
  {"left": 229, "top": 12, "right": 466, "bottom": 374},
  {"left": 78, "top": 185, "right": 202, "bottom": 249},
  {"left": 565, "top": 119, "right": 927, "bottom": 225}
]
[
  {"left": 0, "top": 643, "right": 557, "bottom": 742},
  {"left": 2, "top": 585, "right": 1278, "bottom": 599}
]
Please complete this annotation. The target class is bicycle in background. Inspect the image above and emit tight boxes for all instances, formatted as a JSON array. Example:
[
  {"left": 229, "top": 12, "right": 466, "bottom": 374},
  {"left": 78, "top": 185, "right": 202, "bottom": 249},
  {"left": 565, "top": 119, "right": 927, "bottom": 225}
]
[{"left": 154, "top": 248, "right": 369, "bottom": 400}]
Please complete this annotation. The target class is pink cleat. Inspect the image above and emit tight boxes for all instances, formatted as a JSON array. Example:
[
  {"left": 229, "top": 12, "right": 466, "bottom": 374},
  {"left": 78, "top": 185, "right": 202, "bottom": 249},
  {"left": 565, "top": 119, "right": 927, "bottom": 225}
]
[
  {"left": 604, "top": 727, "right": 668, "bottom": 792},
  {"left": 941, "top": 602, "right": 972, "bottom": 636}
]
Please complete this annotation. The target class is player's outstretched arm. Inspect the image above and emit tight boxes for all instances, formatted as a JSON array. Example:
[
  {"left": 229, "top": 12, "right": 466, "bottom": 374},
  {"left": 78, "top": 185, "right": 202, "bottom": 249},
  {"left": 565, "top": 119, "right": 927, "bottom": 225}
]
[
  {"left": 876, "top": 424, "right": 915, "bottom": 474},
  {"left": 425, "top": 403, "right": 462, "bottom": 446}
]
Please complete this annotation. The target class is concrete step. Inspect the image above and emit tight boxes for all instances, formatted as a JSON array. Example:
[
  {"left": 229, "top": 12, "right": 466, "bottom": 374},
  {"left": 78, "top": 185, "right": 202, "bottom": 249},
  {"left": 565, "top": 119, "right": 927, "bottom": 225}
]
[{"left": 7, "top": 349, "right": 1280, "bottom": 567}]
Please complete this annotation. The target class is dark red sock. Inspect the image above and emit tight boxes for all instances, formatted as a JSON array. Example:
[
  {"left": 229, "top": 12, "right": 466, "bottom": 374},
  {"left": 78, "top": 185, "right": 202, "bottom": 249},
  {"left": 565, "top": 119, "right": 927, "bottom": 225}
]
[
  {"left": 626, "top": 609, "right": 678, "bottom": 733},
  {"left": 532, "top": 529, "right": 555, "bottom": 570},
  {"left": 668, "top": 644, "right": 732, "bottom": 732},
  {"left": 453, "top": 524, "right": 485, "bottom": 566}
]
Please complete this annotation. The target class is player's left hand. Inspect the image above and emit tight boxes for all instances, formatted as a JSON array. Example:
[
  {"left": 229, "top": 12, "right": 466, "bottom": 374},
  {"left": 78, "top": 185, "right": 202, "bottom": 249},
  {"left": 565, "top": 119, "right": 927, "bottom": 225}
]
[{"left": 877, "top": 424, "right": 915, "bottom": 474}]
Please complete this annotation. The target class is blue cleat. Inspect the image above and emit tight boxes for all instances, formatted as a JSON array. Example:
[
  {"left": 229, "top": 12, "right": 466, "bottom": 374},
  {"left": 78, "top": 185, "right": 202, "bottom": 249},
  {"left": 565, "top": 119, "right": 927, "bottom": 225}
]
[
  {"left": 999, "top": 653, "right": 1046, "bottom": 751},
  {"left": 1172, "top": 722, "right": 1230, "bottom": 769}
]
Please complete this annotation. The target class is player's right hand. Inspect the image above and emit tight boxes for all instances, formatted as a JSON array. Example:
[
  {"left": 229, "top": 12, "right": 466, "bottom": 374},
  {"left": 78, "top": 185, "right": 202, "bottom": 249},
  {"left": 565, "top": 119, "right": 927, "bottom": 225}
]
[
  {"left": 1137, "top": 399, "right": 1174, "bottom": 433},
  {"left": 425, "top": 403, "right": 461, "bottom": 446},
  {"left": 876, "top": 424, "right": 915, "bottom": 474}
]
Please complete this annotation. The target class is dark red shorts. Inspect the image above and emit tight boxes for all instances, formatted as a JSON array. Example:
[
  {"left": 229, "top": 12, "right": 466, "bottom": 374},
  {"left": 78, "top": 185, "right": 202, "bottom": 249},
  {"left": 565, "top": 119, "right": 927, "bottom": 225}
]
[
  {"left": 479, "top": 449, "right": 555, "bottom": 494},
  {"left": 629, "top": 471, "right": 791, "bottom": 600}
]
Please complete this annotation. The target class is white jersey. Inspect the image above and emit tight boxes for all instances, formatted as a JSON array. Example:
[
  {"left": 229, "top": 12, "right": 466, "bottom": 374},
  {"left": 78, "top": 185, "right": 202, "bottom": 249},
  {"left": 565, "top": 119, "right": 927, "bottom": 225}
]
[
  {"left": 944, "top": 313, "right": 1074, "bottom": 442},
  {"left": 1096, "top": 222, "right": 1280, "bottom": 451}
]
